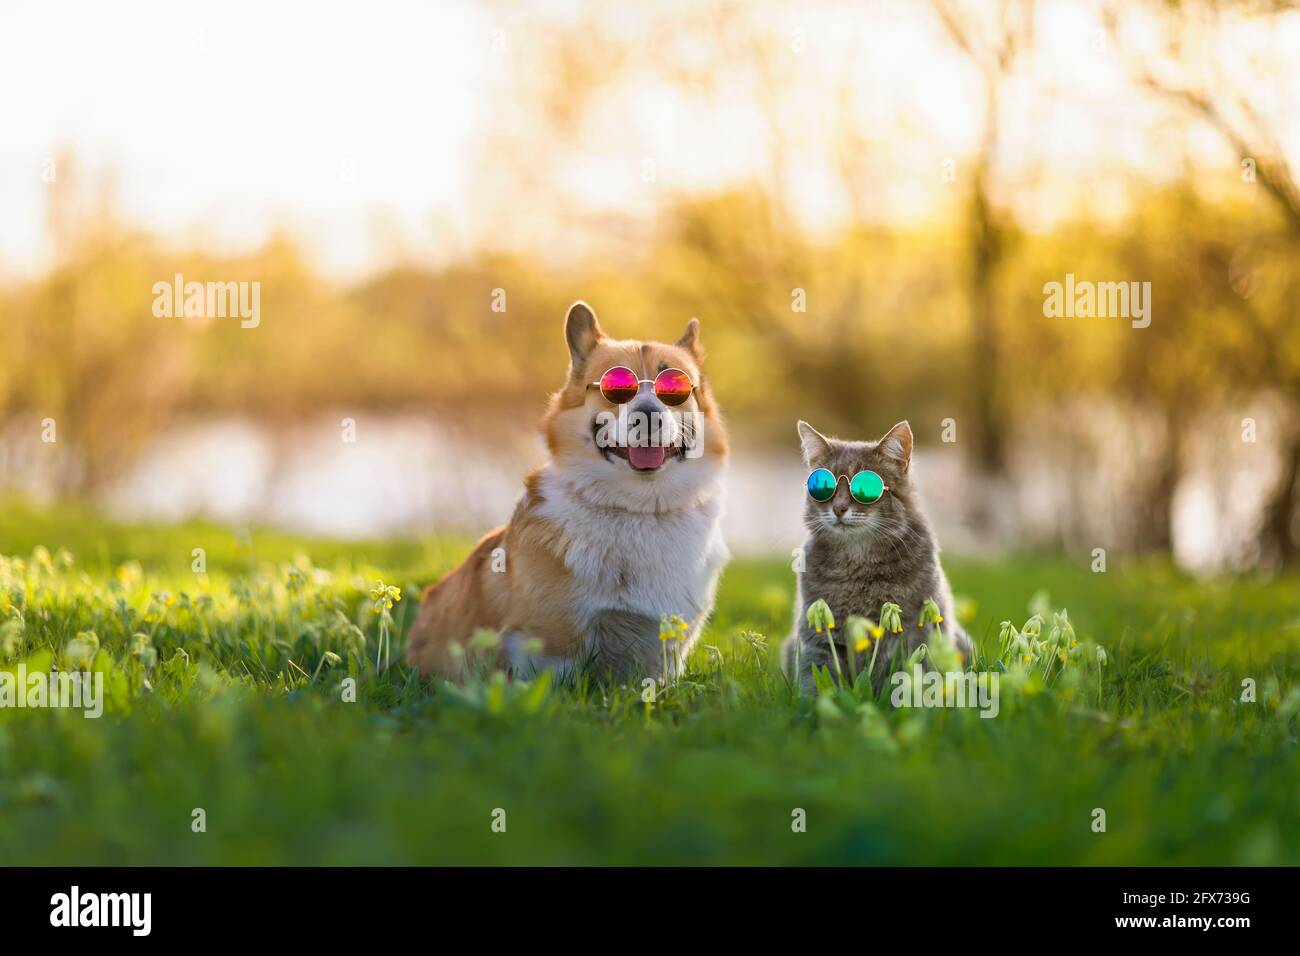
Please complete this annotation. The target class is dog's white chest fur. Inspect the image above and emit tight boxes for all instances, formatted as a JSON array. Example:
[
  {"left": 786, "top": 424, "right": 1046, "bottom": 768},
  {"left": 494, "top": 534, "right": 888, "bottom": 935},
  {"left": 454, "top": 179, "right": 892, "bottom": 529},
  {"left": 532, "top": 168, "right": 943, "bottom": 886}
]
[{"left": 528, "top": 469, "right": 729, "bottom": 674}]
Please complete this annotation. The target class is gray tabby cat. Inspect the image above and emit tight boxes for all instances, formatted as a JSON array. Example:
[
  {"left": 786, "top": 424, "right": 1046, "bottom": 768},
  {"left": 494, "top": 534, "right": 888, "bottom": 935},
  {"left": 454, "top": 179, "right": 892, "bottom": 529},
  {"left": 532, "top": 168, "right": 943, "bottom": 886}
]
[{"left": 782, "top": 419, "right": 973, "bottom": 691}]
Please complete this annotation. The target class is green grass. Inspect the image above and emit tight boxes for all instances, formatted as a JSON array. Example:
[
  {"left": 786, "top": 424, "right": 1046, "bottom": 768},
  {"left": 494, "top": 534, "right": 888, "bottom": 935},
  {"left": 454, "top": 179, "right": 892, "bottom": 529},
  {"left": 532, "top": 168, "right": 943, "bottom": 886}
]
[{"left": 1, "top": 501, "right": 1298, "bottom": 865}]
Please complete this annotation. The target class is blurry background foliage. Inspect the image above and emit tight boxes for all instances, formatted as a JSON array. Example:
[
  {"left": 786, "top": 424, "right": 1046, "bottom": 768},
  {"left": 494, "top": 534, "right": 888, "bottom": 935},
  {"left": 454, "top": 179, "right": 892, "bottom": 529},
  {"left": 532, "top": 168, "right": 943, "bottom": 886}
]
[{"left": 1, "top": 0, "right": 1299, "bottom": 568}]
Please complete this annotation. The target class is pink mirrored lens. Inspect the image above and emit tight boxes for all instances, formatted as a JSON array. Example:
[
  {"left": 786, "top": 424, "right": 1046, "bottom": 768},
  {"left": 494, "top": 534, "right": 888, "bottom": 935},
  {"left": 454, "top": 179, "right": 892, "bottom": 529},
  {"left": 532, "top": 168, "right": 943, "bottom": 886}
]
[
  {"left": 600, "top": 366, "right": 640, "bottom": 404},
  {"left": 654, "top": 368, "right": 693, "bottom": 406}
]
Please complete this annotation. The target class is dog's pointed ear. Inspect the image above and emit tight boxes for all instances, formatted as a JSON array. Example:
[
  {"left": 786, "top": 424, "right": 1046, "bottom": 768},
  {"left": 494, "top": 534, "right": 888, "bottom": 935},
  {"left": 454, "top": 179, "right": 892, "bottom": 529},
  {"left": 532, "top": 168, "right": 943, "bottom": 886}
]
[
  {"left": 565, "top": 301, "right": 604, "bottom": 369},
  {"left": 797, "top": 420, "right": 832, "bottom": 466},
  {"left": 675, "top": 317, "right": 702, "bottom": 359},
  {"left": 878, "top": 421, "right": 913, "bottom": 471}
]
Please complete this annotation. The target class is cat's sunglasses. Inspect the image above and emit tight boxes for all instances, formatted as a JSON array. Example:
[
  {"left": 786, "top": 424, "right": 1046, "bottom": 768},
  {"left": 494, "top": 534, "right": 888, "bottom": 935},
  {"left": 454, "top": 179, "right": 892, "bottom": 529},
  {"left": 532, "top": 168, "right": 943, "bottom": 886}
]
[
  {"left": 806, "top": 468, "right": 890, "bottom": 504},
  {"left": 587, "top": 366, "right": 697, "bottom": 406}
]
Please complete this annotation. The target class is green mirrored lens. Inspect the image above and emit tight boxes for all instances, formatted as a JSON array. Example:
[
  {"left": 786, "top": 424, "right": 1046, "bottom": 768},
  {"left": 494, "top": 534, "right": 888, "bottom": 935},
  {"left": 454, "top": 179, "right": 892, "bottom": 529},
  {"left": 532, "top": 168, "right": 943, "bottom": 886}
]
[
  {"left": 806, "top": 468, "right": 837, "bottom": 502},
  {"left": 849, "top": 470, "right": 884, "bottom": 503}
]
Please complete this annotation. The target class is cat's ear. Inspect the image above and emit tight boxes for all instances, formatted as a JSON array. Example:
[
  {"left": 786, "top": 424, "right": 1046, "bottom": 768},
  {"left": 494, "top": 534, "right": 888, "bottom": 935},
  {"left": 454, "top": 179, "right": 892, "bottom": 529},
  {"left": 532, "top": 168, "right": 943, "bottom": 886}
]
[
  {"left": 675, "top": 317, "right": 702, "bottom": 359},
  {"left": 878, "top": 421, "right": 913, "bottom": 471},
  {"left": 797, "top": 420, "right": 832, "bottom": 466},
  {"left": 564, "top": 301, "right": 605, "bottom": 370}
]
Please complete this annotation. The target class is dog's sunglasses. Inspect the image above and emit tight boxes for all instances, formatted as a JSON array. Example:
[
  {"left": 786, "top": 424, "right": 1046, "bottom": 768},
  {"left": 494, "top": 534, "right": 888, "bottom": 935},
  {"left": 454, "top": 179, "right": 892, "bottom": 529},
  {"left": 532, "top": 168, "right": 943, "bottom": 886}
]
[
  {"left": 588, "top": 366, "right": 696, "bottom": 406},
  {"left": 806, "top": 468, "right": 889, "bottom": 504}
]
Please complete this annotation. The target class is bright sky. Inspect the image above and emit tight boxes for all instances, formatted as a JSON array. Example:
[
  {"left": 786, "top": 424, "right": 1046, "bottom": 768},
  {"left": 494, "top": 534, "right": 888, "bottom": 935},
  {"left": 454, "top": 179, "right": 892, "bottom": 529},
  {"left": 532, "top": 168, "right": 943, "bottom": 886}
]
[
  {"left": 1, "top": 0, "right": 1296, "bottom": 280},
  {"left": 0, "top": 0, "right": 493, "bottom": 278}
]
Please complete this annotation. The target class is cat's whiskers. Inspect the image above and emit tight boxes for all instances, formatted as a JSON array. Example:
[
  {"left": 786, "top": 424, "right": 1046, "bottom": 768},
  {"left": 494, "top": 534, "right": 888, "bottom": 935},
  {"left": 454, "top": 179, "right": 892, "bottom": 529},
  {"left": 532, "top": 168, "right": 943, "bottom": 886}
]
[
  {"left": 875, "top": 522, "right": 912, "bottom": 565},
  {"left": 863, "top": 512, "right": 929, "bottom": 565}
]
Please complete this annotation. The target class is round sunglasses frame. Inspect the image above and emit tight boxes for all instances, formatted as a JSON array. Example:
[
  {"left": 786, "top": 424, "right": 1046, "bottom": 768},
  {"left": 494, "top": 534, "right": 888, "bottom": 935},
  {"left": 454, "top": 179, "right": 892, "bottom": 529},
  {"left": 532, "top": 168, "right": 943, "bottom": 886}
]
[
  {"left": 587, "top": 365, "right": 698, "bottom": 406},
  {"left": 806, "top": 468, "right": 890, "bottom": 504}
]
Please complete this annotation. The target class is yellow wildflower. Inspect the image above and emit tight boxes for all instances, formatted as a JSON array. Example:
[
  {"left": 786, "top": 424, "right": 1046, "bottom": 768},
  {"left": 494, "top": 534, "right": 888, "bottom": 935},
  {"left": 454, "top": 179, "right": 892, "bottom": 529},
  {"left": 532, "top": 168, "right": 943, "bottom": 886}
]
[{"left": 369, "top": 581, "right": 402, "bottom": 611}]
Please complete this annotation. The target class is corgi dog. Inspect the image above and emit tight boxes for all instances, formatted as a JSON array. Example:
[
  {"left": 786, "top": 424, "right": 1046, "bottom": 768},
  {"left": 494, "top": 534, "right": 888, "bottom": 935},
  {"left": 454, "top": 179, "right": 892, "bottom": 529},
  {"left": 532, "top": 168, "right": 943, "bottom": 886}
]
[{"left": 405, "top": 301, "right": 730, "bottom": 682}]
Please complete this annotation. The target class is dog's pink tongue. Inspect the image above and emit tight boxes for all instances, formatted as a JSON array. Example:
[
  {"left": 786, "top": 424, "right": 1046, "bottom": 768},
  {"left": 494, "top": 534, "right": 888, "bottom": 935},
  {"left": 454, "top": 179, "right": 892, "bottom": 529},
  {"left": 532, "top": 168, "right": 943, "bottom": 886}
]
[{"left": 628, "top": 444, "right": 666, "bottom": 470}]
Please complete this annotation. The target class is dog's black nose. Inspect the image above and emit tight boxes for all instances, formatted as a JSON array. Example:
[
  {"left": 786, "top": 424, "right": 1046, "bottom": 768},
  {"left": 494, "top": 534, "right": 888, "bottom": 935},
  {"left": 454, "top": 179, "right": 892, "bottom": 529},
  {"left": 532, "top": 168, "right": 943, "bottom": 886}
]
[
  {"left": 624, "top": 391, "right": 676, "bottom": 446},
  {"left": 626, "top": 390, "right": 662, "bottom": 418}
]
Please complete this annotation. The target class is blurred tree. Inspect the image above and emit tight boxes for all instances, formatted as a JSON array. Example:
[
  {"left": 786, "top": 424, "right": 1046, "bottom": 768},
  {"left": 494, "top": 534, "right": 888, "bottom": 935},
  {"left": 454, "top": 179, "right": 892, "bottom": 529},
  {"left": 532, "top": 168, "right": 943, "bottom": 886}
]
[
  {"left": 929, "top": 0, "right": 1035, "bottom": 485},
  {"left": 14, "top": 154, "right": 192, "bottom": 494},
  {"left": 1106, "top": 0, "right": 1300, "bottom": 563}
]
